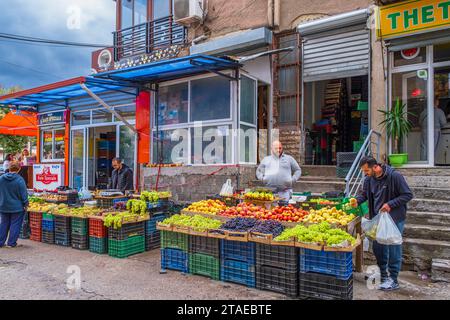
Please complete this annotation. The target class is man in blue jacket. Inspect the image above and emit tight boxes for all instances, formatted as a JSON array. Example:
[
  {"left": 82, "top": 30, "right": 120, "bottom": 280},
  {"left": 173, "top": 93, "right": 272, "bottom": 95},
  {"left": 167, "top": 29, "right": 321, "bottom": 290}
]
[
  {"left": 0, "top": 161, "right": 29, "bottom": 248},
  {"left": 356, "top": 156, "right": 413, "bottom": 291}
]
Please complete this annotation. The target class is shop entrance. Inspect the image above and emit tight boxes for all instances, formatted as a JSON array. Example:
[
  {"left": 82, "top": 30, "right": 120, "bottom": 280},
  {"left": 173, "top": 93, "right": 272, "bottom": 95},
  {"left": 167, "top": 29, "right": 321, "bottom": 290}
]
[{"left": 303, "top": 75, "right": 369, "bottom": 166}]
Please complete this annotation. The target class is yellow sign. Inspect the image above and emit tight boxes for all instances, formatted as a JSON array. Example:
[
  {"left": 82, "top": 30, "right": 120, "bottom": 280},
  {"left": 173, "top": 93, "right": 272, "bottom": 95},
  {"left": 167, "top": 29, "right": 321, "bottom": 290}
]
[{"left": 377, "top": 0, "right": 450, "bottom": 39}]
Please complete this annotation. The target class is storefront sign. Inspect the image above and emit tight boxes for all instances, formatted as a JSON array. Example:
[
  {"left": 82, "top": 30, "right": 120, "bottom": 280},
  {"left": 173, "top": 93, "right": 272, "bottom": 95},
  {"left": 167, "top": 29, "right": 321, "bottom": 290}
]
[
  {"left": 377, "top": 0, "right": 450, "bottom": 39},
  {"left": 38, "top": 111, "right": 66, "bottom": 126},
  {"left": 33, "top": 164, "right": 63, "bottom": 191},
  {"left": 401, "top": 47, "right": 421, "bottom": 59}
]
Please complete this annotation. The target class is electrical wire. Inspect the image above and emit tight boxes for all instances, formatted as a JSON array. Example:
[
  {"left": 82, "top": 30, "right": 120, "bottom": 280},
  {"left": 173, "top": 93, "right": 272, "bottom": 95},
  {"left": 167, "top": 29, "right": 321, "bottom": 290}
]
[{"left": 0, "top": 32, "right": 113, "bottom": 48}]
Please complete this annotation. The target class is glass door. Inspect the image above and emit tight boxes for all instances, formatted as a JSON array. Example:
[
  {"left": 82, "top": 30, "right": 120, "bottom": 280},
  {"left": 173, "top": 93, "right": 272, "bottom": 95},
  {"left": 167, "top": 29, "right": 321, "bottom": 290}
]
[
  {"left": 119, "top": 125, "right": 137, "bottom": 185},
  {"left": 71, "top": 129, "right": 85, "bottom": 190}
]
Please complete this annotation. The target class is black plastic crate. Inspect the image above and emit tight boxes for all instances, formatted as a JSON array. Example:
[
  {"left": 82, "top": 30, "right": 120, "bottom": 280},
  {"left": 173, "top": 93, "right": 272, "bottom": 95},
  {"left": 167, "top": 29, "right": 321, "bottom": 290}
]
[
  {"left": 256, "top": 265, "right": 298, "bottom": 297},
  {"left": 108, "top": 221, "right": 145, "bottom": 240},
  {"left": 54, "top": 215, "right": 71, "bottom": 230},
  {"left": 42, "top": 230, "right": 55, "bottom": 244},
  {"left": 189, "top": 235, "right": 220, "bottom": 258},
  {"left": 19, "top": 212, "right": 31, "bottom": 239},
  {"left": 256, "top": 244, "right": 298, "bottom": 272},
  {"left": 298, "top": 272, "right": 353, "bottom": 300},
  {"left": 145, "top": 231, "right": 161, "bottom": 251},
  {"left": 71, "top": 233, "right": 89, "bottom": 250}
]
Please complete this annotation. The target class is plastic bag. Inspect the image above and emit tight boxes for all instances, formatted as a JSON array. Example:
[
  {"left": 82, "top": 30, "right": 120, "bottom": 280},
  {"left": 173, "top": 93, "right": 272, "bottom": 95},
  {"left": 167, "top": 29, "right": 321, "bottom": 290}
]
[
  {"left": 219, "top": 179, "right": 233, "bottom": 197},
  {"left": 78, "top": 187, "right": 92, "bottom": 200},
  {"left": 362, "top": 215, "right": 380, "bottom": 240},
  {"left": 376, "top": 212, "right": 403, "bottom": 245}
]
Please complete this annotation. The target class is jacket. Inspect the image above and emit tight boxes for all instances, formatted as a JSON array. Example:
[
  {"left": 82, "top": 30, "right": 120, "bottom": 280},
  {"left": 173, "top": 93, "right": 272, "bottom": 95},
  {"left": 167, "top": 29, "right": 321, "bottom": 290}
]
[
  {"left": 109, "top": 164, "right": 134, "bottom": 193},
  {"left": 356, "top": 165, "right": 413, "bottom": 223},
  {"left": 0, "top": 173, "right": 29, "bottom": 213},
  {"left": 256, "top": 153, "right": 301, "bottom": 190}
]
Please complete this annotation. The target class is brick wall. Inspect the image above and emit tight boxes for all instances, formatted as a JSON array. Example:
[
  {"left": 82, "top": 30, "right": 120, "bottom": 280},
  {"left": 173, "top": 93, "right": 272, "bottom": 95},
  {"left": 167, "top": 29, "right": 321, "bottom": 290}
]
[{"left": 279, "top": 129, "right": 302, "bottom": 164}]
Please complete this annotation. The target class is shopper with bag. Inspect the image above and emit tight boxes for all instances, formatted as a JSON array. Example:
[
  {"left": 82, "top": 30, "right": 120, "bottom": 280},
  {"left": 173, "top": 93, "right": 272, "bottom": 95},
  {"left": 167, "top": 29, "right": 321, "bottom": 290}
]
[{"left": 355, "top": 156, "right": 413, "bottom": 291}]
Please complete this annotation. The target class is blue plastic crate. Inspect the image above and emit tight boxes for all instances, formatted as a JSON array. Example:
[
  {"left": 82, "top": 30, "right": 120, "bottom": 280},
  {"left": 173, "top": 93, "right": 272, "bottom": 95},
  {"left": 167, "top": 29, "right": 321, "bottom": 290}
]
[
  {"left": 299, "top": 248, "right": 353, "bottom": 280},
  {"left": 146, "top": 214, "right": 167, "bottom": 234},
  {"left": 41, "top": 220, "right": 55, "bottom": 232},
  {"left": 221, "top": 240, "right": 255, "bottom": 264},
  {"left": 221, "top": 259, "right": 256, "bottom": 288},
  {"left": 161, "top": 248, "right": 189, "bottom": 273}
]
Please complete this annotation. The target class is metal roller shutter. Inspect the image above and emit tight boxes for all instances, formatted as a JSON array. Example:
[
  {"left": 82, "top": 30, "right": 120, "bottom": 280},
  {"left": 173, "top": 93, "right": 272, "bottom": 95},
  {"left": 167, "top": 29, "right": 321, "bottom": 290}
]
[{"left": 302, "top": 24, "right": 369, "bottom": 82}]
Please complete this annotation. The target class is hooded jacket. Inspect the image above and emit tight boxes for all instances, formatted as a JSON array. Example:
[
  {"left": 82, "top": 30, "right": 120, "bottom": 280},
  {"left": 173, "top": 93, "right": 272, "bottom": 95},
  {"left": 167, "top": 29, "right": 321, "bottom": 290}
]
[
  {"left": 0, "top": 172, "right": 29, "bottom": 213},
  {"left": 356, "top": 165, "right": 413, "bottom": 223},
  {"left": 256, "top": 153, "right": 301, "bottom": 190},
  {"left": 109, "top": 164, "right": 134, "bottom": 193}
]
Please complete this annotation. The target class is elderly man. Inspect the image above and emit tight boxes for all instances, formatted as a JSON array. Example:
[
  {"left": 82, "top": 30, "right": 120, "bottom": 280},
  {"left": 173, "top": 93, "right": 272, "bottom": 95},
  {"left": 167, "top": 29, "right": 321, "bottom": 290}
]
[{"left": 256, "top": 140, "right": 301, "bottom": 202}]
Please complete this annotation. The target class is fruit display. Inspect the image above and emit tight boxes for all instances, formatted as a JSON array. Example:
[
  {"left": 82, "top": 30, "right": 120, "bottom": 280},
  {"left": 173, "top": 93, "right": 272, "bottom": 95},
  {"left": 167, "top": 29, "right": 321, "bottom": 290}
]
[
  {"left": 244, "top": 191, "right": 274, "bottom": 201},
  {"left": 274, "top": 222, "right": 356, "bottom": 247},
  {"left": 219, "top": 217, "right": 258, "bottom": 232},
  {"left": 28, "top": 202, "right": 59, "bottom": 213},
  {"left": 158, "top": 191, "right": 172, "bottom": 198},
  {"left": 104, "top": 211, "right": 137, "bottom": 229},
  {"left": 270, "top": 205, "right": 310, "bottom": 222},
  {"left": 53, "top": 205, "right": 102, "bottom": 217},
  {"left": 126, "top": 199, "right": 147, "bottom": 215},
  {"left": 40, "top": 194, "right": 68, "bottom": 202},
  {"left": 113, "top": 201, "right": 127, "bottom": 211},
  {"left": 140, "top": 191, "right": 159, "bottom": 203},
  {"left": 186, "top": 199, "right": 227, "bottom": 215},
  {"left": 219, "top": 203, "right": 309, "bottom": 223},
  {"left": 161, "top": 214, "right": 222, "bottom": 232},
  {"left": 249, "top": 220, "right": 284, "bottom": 237},
  {"left": 29, "top": 196, "right": 45, "bottom": 204},
  {"left": 340, "top": 198, "right": 358, "bottom": 211},
  {"left": 309, "top": 198, "right": 340, "bottom": 206},
  {"left": 302, "top": 207, "right": 356, "bottom": 226}
]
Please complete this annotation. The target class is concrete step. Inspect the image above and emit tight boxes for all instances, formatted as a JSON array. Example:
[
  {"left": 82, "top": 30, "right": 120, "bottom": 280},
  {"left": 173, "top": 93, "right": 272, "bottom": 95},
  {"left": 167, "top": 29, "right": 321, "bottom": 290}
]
[
  {"left": 409, "top": 198, "right": 450, "bottom": 214},
  {"left": 301, "top": 165, "right": 337, "bottom": 177},
  {"left": 404, "top": 224, "right": 450, "bottom": 242},
  {"left": 407, "top": 211, "right": 450, "bottom": 227},
  {"left": 403, "top": 237, "right": 450, "bottom": 271},
  {"left": 411, "top": 187, "right": 450, "bottom": 201}
]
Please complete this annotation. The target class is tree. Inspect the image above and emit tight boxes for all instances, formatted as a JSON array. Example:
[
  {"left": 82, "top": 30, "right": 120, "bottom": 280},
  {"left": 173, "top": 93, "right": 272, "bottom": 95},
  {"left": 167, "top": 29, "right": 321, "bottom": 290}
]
[{"left": 0, "top": 85, "right": 34, "bottom": 157}]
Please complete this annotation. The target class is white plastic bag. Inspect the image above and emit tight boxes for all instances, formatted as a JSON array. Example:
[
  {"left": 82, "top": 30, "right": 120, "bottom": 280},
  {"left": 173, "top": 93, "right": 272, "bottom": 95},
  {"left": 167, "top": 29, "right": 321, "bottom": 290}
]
[
  {"left": 219, "top": 179, "right": 233, "bottom": 197},
  {"left": 362, "top": 215, "right": 381, "bottom": 241},
  {"left": 78, "top": 187, "right": 92, "bottom": 200},
  {"left": 376, "top": 212, "right": 403, "bottom": 245}
]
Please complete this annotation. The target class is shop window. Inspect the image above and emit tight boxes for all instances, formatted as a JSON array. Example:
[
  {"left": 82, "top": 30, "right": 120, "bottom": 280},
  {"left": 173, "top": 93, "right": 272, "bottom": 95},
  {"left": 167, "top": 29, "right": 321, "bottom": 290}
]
[
  {"left": 239, "top": 124, "right": 257, "bottom": 164},
  {"left": 72, "top": 111, "right": 91, "bottom": 126},
  {"left": 158, "top": 83, "right": 188, "bottom": 125},
  {"left": 191, "top": 77, "right": 231, "bottom": 122},
  {"left": 92, "top": 109, "right": 113, "bottom": 124},
  {"left": 153, "top": 129, "right": 189, "bottom": 164},
  {"left": 434, "top": 43, "right": 450, "bottom": 63},
  {"left": 191, "top": 126, "right": 232, "bottom": 164},
  {"left": 393, "top": 47, "right": 426, "bottom": 67},
  {"left": 115, "top": 105, "right": 136, "bottom": 120},
  {"left": 240, "top": 75, "right": 256, "bottom": 125},
  {"left": 41, "top": 128, "right": 65, "bottom": 161}
]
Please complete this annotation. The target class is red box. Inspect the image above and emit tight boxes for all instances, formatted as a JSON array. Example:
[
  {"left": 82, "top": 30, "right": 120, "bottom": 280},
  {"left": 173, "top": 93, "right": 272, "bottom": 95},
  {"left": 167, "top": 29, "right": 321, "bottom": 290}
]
[{"left": 89, "top": 218, "right": 108, "bottom": 238}]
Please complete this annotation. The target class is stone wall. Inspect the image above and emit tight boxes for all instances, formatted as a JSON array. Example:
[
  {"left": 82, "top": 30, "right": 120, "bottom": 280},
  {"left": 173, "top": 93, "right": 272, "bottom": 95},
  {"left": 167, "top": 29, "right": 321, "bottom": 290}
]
[{"left": 279, "top": 129, "right": 302, "bottom": 164}]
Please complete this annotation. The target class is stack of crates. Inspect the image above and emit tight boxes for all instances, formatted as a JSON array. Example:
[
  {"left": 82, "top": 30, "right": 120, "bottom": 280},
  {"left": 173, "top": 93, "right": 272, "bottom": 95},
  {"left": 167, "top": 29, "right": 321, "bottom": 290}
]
[
  {"left": 19, "top": 212, "right": 31, "bottom": 239},
  {"left": 160, "top": 231, "right": 189, "bottom": 273},
  {"left": 54, "top": 215, "right": 72, "bottom": 246},
  {"left": 145, "top": 213, "right": 167, "bottom": 251},
  {"left": 89, "top": 218, "right": 108, "bottom": 254},
  {"left": 220, "top": 240, "right": 256, "bottom": 288},
  {"left": 29, "top": 211, "right": 42, "bottom": 242},
  {"left": 41, "top": 213, "right": 55, "bottom": 244},
  {"left": 298, "top": 248, "right": 353, "bottom": 300},
  {"left": 96, "top": 197, "right": 128, "bottom": 209},
  {"left": 108, "top": 221, "right": 145, "bottom": 258},
  {"left": 188, "top": 235, "right": 220, "bottom": 280},
  {"left": 71, "top": 217, "right": 89, "bottom": 250},
  {"left": 336, "top": 152, "right": 357, "bottom": 178},
  {"left": 256, "top": 244, "right": 298, "bottom": 297}
]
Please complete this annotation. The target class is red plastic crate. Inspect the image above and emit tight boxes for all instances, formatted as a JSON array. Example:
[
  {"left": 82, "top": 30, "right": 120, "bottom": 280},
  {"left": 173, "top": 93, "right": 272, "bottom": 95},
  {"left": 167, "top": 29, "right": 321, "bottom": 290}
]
[
  {"left": 89, "top": 218, "right": 108, "bottom": 238},
  {"left": 30, "top": 226, "right": 42, "bottom": 242},
  {"left": 29, "top": 212, "right": 42, "bottom": 225}
]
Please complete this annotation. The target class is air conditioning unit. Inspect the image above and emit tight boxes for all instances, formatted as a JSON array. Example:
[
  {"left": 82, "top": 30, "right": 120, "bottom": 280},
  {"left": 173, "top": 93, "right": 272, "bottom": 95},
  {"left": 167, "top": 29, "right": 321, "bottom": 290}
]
[
  {"left": 173, "top": 0, "right": 204, "bottom": 26},
  {"left": 91, "top": 48, "right": 114, "bottom": 73}
]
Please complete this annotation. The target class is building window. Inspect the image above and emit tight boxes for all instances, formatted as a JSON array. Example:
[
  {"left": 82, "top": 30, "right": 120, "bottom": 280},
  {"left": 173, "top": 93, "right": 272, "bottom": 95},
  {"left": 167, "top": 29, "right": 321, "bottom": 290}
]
[
  {"left": 158, "top": 83, "right": 188, "bottom": 125},
  {"left": 393, "top": 47, "right": 427, "bottom": 67},
  {"left": 190, "top": 77, "right": 231, "bottom": 122},
  {"left": 121, "top": 0, "right": 148, "bottom": 29},
  {"left": 41, "top": 128, "right": 65, "bottom": 161}
]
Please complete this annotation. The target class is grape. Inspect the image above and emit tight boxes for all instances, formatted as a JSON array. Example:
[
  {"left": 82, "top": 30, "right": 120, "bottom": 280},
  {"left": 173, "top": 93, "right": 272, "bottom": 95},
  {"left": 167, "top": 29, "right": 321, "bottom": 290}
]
[
  {"left": 161, "top": 214, "right": 222, "bottom": 231},
  {"left": 220, "top": 217, "right": 257, "bottom": 232},
  {"left": 249, "top": 220, "right": 284, "bottom": 237}
]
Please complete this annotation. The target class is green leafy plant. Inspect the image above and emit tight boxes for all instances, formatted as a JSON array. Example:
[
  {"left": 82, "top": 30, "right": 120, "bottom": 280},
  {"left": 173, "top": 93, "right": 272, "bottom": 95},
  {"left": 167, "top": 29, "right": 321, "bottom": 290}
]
[{"left": 379, "top": 98, "right": 415, "bottom": 154}]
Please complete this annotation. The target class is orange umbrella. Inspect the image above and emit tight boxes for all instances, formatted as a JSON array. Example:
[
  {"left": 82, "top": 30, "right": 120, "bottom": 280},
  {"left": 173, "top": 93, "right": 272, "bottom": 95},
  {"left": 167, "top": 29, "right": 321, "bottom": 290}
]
[{"left": 0, "top": 110, "right": 37, "bottom": 137}]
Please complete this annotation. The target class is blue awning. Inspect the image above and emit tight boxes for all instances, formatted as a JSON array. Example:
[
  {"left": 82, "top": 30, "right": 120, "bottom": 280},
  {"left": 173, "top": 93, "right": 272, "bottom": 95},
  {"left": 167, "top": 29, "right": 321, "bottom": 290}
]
[{"left": 94, "top": 54, "right": 241, "bottom": 82}]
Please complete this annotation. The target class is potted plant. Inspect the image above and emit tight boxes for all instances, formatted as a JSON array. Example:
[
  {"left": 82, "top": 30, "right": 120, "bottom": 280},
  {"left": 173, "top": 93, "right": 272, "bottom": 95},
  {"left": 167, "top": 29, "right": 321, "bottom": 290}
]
[{"left": 379, "top": 98, "right": 414, "bottom": 167}]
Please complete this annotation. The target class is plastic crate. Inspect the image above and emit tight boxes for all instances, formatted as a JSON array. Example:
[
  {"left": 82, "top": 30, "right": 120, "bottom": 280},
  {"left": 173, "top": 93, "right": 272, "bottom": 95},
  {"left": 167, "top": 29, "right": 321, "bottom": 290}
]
[
  {"left": 97, "top": 197, "right": 128, "bottom": 209},
  {"left": 54, "top": 215, "right": 71, "bottom": 229},
  {"left": 189, "top": 253, "right": 220, "bottom": 280},
  {"left": 29, "top": 211, "right": 42, "bottom": 228},
  {"left": 299, "top": 248, "right": 353, "bottom": 280},
  {"left": 256, "top": 265, "right": 298, "bottom": 297},
  {"left": 145, "top": 214, "right": 167, "bottom": 234},
  {"left": 108, "top": 235, "right": 145, "bottom": 258},
  {"left": 108, "top": 221, "right": 145, "bottom": 240},
  {"left": 336, "top": 152, "right": 357, "bottom": 167},
  {"left": 189, "top": 235, "right": 220, "bottom": 258},
  {"left": 145, "top": 231, "right": 161, "bottom": 251},
  {"left": 161, "top": 248, "right": 189, "bottom": 273},
  {"left": 71, "top": 233, "right": 89, "bottom": 250},
  {"left": 221, "top": 259, "right": 255, "bottom": 288},
  {"left": 20, "top": 212, "right": 31, "bottom": 239},
  {"left": 298, "top": 272, "right": 353, "bottom": 300},
  {"left": 89, "top": 218, "right": 108, "bottom": 238},
  {"left": 42, "top": 213, "right": 54, "bottom": 221},
  {"left": 221, "top": 240, "right": 255, "bottom": 264},
  {"left": 71, "top": 217, "right": 89, "bottom": 235},
  {"left": 30, "top": 226, "right": 42, "bottom": 242},
  {"left": 161, "top": 231, "right": 189, "bottom": 252},
  {"left": 256, "top": 244, "right": 298, "bottom": 272},
  {"left": 353, "top": 140, "right": 364, "bottom": 152},
  {"left": 89, "top": 236, "right": 108, "bottom": 254},
  {"left": 42, "top": 230, "right": 55, "bottom": 244},
  {"left": 41, "top": 220, "right": 55, "bottom": 232}
]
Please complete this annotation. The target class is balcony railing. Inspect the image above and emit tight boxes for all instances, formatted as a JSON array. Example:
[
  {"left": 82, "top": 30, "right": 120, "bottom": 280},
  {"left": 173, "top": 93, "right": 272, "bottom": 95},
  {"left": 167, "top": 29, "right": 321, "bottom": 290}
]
[{"left": 113, "top": 15, "right": 187, "bottom": 62}]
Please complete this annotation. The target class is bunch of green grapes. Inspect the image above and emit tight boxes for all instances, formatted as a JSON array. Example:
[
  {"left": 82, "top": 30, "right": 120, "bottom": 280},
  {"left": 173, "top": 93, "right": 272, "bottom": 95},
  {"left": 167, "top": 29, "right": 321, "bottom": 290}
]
[
  {"left": 140, "top": 191, "right": 159, "bottom": 203},
  {"left": 161, "top": 214, "right": 222, "bottom": 231},
  {"left": 158, "top": 191, "right": 171, "bottom": 198},
  {"left": 126, "top": 199, "right": 147, "bottom": 215}
]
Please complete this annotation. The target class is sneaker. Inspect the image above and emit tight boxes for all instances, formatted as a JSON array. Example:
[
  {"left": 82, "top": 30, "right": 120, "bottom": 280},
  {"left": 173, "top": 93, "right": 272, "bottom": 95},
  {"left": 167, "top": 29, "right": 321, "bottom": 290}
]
[
  {"left": 7, "top": 244, "right": 23, "bottom": 248},
  {"left": 378, "top": 277, "right": 394, "bottom": 290},
  {"left": 379, "top": 278, "right": 400, "bottom": 291}
]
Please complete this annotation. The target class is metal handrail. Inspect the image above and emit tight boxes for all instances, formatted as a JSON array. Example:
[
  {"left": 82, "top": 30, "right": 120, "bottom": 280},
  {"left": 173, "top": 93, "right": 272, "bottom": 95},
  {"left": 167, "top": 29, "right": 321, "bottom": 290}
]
[{"left": 344, "top": 129, "right": 382, "bottom": 196}]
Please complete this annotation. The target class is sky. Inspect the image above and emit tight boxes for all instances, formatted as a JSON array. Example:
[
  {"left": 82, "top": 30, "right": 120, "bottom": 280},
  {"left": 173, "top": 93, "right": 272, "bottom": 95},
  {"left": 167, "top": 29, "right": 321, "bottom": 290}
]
[{"left": 0, "top": 0, "right": 116, "bottom": 90}]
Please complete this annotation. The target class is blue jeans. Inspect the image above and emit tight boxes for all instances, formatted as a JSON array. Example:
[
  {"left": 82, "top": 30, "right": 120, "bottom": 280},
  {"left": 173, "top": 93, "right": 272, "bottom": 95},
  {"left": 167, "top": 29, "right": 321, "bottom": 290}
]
[
  {"left": 372, "top": 219, "right": 405, "bottom": 283},
  {"left": 0, "top": 212, "right": 25, "bottom": 247}
]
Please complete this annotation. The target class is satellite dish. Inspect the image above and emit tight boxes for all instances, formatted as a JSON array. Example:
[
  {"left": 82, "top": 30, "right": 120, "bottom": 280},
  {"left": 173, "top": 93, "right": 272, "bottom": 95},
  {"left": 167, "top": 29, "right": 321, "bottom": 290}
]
[{"left": 98, "top": 49, "right": 112, "bottom": 69}]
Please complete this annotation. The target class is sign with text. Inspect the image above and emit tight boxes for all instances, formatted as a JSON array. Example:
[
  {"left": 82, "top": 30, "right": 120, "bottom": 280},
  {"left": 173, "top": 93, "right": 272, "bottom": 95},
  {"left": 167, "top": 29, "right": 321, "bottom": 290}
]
[
  {"left": 39, "top": 111, "right": 66, "bottom": 126},
  {"left": 33, "top": 164, "right": 64, "bottom": 191},
  {"left": 377, "top": 0, "right": 450, "bottom": 39}
]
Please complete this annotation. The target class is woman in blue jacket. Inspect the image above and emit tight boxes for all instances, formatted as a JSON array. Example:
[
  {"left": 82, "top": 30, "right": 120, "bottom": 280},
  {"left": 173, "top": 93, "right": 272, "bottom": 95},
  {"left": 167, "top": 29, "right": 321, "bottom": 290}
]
[{"left": 0, "top": 161, "right": 29, "bottom": 248}]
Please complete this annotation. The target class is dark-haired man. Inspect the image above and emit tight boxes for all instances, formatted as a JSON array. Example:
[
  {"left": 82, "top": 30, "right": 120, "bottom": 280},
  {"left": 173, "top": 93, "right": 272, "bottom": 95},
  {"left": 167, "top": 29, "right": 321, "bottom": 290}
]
[
  {"left": 355, "top": 156, "right": 413, "bottom": 291},
  {"left": 109, "top": 158, "right": 134, "bottom": 193}
]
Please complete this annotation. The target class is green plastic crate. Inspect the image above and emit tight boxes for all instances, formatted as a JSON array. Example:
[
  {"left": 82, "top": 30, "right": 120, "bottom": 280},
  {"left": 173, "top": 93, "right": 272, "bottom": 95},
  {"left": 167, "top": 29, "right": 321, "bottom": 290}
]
[
  {"left": 189, "top": 253, "right": 220, "bottom": 280},
  {"left": 353, "top": 140, "right": 364, "bottom": 152},
  {"left": 161, "top": 231, "right": 189, "bottom": 252},
  {"left": 357, "top": 101, "right": 368, "bottom": 111},
  {"left": 42, "top": 213, "right": 54, "bottom": 221},
  {"left": 89, "top": 236, "right": 108, "bottom": 254},
  {"left": 72, "top": 217, "right": 89, "bottom": 235},
  {"left": 108, "top": 235, "right": 145, "bottom": 258}
]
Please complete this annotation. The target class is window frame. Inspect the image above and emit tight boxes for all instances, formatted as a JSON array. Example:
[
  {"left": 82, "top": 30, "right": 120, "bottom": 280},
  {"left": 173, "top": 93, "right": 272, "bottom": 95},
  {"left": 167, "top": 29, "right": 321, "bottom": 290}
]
[
  {"left": 238, "top": 73, "right": 258, "bottom": 165},
  {"left": 40, "top": 127, "right": 66, "bottom": 163}
]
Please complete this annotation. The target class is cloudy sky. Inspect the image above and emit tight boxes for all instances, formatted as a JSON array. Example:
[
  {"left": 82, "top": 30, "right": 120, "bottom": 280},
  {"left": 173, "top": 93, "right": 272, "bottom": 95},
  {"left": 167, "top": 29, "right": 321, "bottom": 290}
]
[{"left": 0, "top": 0, "right": 116, "bottom": 89}]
